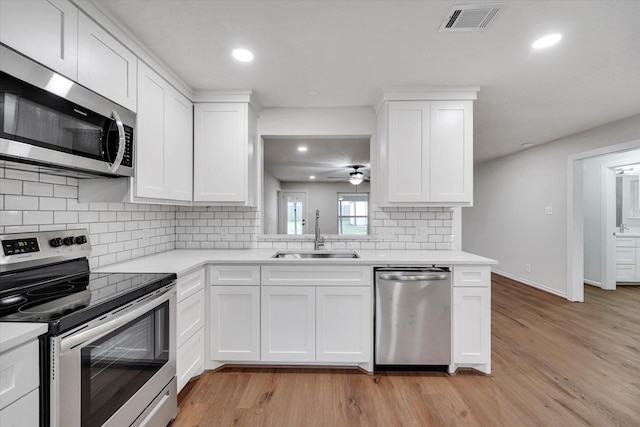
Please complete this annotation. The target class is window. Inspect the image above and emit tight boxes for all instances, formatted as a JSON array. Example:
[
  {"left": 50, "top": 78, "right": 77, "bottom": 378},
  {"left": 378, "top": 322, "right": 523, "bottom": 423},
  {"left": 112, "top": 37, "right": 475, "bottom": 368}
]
[{"left": 337, "top": 192, "right": 368, "bottom": 235}]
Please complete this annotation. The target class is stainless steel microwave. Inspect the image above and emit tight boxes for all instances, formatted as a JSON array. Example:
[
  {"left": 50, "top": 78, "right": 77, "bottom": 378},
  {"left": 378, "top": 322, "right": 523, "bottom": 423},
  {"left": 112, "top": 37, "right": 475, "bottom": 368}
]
[{"left": 0, "top": 44, "right": 135, "bottom": 178}]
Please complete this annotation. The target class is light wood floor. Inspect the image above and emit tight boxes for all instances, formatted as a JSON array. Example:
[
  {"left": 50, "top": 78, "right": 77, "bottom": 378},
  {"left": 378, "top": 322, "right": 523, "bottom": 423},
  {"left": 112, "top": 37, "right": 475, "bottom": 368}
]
[{"left": 174, "top": 274, "right": 640, "bottom": 426}]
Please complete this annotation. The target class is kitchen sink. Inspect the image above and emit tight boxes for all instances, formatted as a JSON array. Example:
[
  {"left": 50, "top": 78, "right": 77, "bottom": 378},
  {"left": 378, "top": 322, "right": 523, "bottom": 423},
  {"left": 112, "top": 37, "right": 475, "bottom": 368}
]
[{"left": 271, "top": 251, "right": 360, "bottom": 259}]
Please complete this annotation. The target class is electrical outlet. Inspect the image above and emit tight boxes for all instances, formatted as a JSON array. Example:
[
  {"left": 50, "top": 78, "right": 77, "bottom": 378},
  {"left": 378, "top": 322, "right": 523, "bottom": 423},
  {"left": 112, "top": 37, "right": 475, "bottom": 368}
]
[
  {"left": 525, "top": 264, "right": 531, "bottom": 273},
  {"left": 545, "top": 206, "right": 553, "bottom": 215}
]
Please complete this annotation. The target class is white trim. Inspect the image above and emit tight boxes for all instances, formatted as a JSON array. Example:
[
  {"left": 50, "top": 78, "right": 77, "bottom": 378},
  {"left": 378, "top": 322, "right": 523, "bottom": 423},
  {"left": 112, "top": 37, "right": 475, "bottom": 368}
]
[
  {"left": 567, "top": 138, "right": 640, "bottom": 302},
  {"left": 492, "top": 269, "right": 567, "bottom": 299},
  {"left": 583, "top": 279, "right": 602, "bottom": 288}
]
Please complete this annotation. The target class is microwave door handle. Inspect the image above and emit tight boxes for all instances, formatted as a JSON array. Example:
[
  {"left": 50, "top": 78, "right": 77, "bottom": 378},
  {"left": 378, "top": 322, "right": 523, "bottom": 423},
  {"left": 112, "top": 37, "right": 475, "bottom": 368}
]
[
  {"left": 108, "top": 110, "right": 126, "bottom": 173},
  {"left": 59, "top": 286, "right": 174, "bottom": 353}
]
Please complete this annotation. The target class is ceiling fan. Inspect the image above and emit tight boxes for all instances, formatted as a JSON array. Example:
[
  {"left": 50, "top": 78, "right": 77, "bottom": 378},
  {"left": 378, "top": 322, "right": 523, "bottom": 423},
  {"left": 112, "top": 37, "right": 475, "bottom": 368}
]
[{"left": 327, "top": 165, "right": 370, "bottom": 186}]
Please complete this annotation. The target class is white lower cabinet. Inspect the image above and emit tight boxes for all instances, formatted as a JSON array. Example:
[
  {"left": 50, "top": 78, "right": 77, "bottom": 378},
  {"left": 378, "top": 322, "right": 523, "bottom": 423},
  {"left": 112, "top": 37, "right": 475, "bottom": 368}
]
[
  {"left": 0, "top": 340, "right": 40, "bottom": 426},
  {"left": 176, "top": 269, "right": 205, "bottom": 392},
  {"left": 261, "top": 286, "right": 316, "bottom": 361},
  {"left": 316, "top": 287, "right": 372, "bottom": 363},
  {"left": 208, "top": 265, "right": 374, "bottom": 370},
  {"left": 451, "top": 266, "right": 491, "bottom": 374},
  {"left": 209, "top": 285, "right": 261, "bottom": 361},
  {"left": 615, "top": 237, "right": 640, "bottom": 282}
]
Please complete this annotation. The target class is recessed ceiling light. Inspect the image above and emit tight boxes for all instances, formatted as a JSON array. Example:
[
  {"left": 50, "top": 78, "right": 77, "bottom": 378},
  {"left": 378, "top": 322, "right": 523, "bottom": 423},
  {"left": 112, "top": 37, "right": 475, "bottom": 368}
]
[
  {"left": 532, "top": 33, "right": 562, "bottom": 50},
  {"left": 297, "top": 146, "right": 308, "bottom": 152},
  {"left": 307, "top": 89, "right": 320, "bottom": 96},
  {"left": 232, "top": 48, "right": 254, "bottom": 62},
  {"left": 309, "top": 175, "right": 316, "bottom": 179},
  {"left": 521, "top": 142, "right": 533, "bottom": 148}
]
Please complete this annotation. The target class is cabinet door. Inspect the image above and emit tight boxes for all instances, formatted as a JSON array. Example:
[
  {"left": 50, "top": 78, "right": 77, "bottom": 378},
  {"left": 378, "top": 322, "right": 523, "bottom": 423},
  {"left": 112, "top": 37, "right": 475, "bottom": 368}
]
[
  {"left": 261, "top": 286, "right": 315, "bottom": 362},
  {"left": 452, "top": 287, "right": 491, "bottom": 368},
  {"left": 194, "top": 103, "right": 247, "bottom": 202},
  {"left": 430, "top": 101, "right": 473, "bottom": 203},
  {"left": 177, "top": 290, "right": 205, "bottom": 348},
  {"left": 77, "top": 13, "right": 137, "bottom": 111},
  {"left": 165, "top": 87, "right": 193, "bottom": 201},
  {"left": 177, "top": 328, "right": 204, "bottom": 393},
  {"left": 0, "top": 389, "right": 39, "bottom": 427},
  {"left": 387, "top": 101, "right": 430, "bottom": 203},
  {"left": 316, "top": 287, "right": 372, "bottom": 363},
  {"left": 209, "top": 286, "right": 260, "bottom": 361},
  {"left": 0, "top": 0, "right": 78, "bottom": 80},
  {"left": 136, "top": 62, "right": 168, "bottom": 198}
]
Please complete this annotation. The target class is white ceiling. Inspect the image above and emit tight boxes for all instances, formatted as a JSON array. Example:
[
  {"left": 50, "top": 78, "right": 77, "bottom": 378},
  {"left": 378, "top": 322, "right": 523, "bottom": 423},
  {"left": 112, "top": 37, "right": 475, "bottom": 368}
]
[{"left": 96, "top": 0, "right": 640, "bottom": 164}]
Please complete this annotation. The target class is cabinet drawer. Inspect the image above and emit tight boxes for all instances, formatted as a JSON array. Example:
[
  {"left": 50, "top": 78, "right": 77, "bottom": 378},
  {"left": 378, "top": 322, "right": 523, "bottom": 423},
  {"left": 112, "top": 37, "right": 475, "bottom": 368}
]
[
  {"left": 209, "top": 265, "right": 260, "bottom": 285},
  {"left": 0, "top": 340, "right": 39, "bottom": 410},
  {"left": 453, "top": 266, "right": 490, "bottom": 287},
  {"left": 0, "top": 388, "right": 39, "bottom": 427},
  {"left": 616, "top": 237, "right": 636, "bottom": 248},
  {"left": 177, "top": 289, "right": 205, "bottom": 348},
  {"left": 616, "top": 264, "right": 636, "bottom": 282},
  {"left": 177, "top": 269, "right": 205, "bottom": 302},
  {"left": 616, "top": 247, "right": 636, "bottom": 264},
  {"left": 177, "top": 328, "right": 204, "bottom": 393},
  {"left": 261, "top": 266, "right": 372, "bottom": 286}
]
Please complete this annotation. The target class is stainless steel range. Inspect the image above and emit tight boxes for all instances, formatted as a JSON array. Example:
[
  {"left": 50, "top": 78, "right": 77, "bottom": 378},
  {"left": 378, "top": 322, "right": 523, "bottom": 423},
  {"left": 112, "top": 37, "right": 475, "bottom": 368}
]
[{"left": 0, "top": 229, "right": 178, "bottom": 427}]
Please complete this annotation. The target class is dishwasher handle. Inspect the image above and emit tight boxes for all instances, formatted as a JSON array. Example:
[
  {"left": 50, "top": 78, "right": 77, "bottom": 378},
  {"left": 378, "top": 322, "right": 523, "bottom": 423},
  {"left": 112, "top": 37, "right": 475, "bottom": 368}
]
[{"left": 378, "top": 273, "right": 449, "bottom": 281}]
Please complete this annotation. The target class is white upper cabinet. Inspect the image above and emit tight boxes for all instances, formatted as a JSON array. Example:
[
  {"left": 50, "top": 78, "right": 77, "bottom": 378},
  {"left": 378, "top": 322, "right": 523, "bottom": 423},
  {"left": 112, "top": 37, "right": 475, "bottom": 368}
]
[
  {"left": 136, "top": 62, "right": 193, "bottom": 201},
  {"left": 0, "top": 0, "right": 78, "bottom": 79},
  {"left": 193, "top": 99, "right": 258, "bottom": 205},
  {"left": 387, "top": 101, "right": 431, "bottom": 203},
  {"left": 77, "top": 12, "right": 137, "bottom": 111},
  {"left": 429, "top": 101, "right": 473, "bottom": 203},
  {"left": 377, "top": 90, "right": 476, "bottom": 206}
]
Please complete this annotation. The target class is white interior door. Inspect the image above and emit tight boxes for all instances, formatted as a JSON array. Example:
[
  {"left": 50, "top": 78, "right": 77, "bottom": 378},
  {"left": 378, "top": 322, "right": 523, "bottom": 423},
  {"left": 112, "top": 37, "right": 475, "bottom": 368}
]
[{"left": 279, "top": 191, "right": 306, "bottom": 234}]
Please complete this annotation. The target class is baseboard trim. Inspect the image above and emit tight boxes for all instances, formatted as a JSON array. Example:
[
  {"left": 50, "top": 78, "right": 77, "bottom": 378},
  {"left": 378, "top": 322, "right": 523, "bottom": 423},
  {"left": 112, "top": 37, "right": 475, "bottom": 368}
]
[
  {"left": 491, "top": 269, "right": 567, "bottom": 298},
  {"left": 584, "top": 279, "right": 602, "bottom": 288}
]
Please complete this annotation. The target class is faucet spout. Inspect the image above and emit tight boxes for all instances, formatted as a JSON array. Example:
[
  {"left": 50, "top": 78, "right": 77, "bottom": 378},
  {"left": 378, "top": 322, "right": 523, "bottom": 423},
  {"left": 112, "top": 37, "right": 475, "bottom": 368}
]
[{"left": 314, "top": 209, "right": 324, "bottom": 250}]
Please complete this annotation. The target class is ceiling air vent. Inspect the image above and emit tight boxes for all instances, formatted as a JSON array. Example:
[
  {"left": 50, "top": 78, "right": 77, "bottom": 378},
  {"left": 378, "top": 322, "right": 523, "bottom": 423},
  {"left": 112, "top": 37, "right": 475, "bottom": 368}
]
[{"left": 439, "top": 3, "right": 505, "bottom": 32}]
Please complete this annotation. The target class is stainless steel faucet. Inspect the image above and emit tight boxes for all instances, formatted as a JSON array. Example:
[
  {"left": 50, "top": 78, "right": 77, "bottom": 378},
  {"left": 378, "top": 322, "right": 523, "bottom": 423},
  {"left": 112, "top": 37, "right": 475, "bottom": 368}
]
[
  {"left": 620, "top": 223, "right": 629, "bottom": 233},
  {"left": 314, "top": 209, "right": 324, "bottom": 250}
]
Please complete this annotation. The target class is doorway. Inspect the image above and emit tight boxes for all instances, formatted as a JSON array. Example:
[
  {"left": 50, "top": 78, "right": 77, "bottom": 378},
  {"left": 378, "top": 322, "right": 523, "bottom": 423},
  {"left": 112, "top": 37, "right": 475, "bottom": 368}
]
[
  {"left": 279, "top": 191, "right": 307, "bottom": 234},
  {"left": 568, "top": 138, "right": 640, "bottom": 302}
]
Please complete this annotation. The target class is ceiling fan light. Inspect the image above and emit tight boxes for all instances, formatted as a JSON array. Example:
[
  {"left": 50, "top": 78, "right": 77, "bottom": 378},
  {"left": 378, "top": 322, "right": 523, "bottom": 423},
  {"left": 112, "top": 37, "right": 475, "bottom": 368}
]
[{"left": 349, "top": 173, "right": 364, "bottom": 186}]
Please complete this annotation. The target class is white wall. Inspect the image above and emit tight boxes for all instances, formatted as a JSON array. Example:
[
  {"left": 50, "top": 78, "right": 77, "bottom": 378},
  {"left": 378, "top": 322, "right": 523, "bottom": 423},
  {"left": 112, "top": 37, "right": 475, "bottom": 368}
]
[
  {"left": 258, "top": 107, "right": 376, "bottom": 137},
  {"left": 463, "top": 114, "right": 640, "bottom": 297},
  {"left": 280, "top": 181, "right": 371, "bottom": 234},
  {"left": 263, "top": 170, "right": 281, "bottom": 234}
]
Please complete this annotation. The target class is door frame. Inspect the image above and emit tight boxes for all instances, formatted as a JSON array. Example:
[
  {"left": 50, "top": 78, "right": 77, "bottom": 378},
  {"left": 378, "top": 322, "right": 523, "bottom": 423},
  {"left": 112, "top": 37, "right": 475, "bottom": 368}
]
[
  {"left": 567, "top": 138, "right": 640, "bottom": 301},
  {"left": 278, "top": 191, "right": 308, "bottom": 235}
]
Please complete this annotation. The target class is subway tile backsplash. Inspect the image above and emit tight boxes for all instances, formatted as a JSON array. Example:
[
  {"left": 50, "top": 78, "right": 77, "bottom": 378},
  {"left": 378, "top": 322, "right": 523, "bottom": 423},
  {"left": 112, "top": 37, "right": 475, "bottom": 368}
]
[
  {"left": 0, "top": 168, "right": 176, "bottom": 269},
  {"left": 1, "top": 167, "right": 456, "bottom": 268}
]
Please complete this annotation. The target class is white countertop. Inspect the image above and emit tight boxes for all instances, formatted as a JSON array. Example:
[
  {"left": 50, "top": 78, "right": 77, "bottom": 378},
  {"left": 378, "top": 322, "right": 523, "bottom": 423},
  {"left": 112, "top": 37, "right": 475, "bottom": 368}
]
[
  {"left": 96, "top": 249, "right": 497, "bottom": 276},
  {"left": 616, "top": 233, "right": 640, "bottom": 238},
  {"left": 0, "top": 323, "right": 48, "bottom": 353}
]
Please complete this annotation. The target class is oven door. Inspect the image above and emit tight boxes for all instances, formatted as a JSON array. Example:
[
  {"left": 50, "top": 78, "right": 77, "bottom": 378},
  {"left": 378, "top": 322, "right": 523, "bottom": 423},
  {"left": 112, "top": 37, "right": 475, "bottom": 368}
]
[{"left": 51, "top": 284, "right": 177, "bottom": 427}]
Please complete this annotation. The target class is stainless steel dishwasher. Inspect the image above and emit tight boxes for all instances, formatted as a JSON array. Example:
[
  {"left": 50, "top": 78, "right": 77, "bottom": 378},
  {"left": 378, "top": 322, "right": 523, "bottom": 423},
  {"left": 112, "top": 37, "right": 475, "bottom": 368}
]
[{"left": 375, "top": 267, "right": 451, "bottom": 369}]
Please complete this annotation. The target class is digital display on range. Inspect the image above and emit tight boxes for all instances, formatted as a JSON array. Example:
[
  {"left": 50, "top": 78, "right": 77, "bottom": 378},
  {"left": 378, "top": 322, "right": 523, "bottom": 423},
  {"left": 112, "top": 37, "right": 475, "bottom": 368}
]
[{"left": 2, "top": 238, "right": 39, "bottom": 256}]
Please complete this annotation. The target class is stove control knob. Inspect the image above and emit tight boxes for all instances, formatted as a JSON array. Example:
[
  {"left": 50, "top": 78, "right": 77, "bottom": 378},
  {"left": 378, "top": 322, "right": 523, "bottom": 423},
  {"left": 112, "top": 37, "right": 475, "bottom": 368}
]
[
  {"left": 75, "top": 235, "right": 87, "bottom": 245},
  {"left": 63, "top": 237, "right": 74, "bottom": 246},
  {"left": 49, "top": 237, "right": 63, "bottom": 248}
]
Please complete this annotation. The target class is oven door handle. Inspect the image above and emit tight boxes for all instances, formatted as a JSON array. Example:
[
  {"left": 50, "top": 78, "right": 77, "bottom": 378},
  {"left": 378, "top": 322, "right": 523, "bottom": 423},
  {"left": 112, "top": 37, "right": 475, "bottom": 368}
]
[{"left": 60, "top": 285, "right": 175, "bottom": 352}]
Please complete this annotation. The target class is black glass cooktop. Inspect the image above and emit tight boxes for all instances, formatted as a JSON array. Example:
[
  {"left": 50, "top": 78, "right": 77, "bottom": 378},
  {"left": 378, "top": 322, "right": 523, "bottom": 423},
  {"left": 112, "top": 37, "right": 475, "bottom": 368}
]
[{"left": 0, "top": 259, "right": 176, "bottom": 335}]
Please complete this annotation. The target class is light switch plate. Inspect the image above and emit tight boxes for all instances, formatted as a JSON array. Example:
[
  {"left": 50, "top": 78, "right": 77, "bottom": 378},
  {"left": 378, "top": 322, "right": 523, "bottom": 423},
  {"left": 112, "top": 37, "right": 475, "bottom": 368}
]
[{"left": 545, "top": 206, "right": 553, "bottom": 215}]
